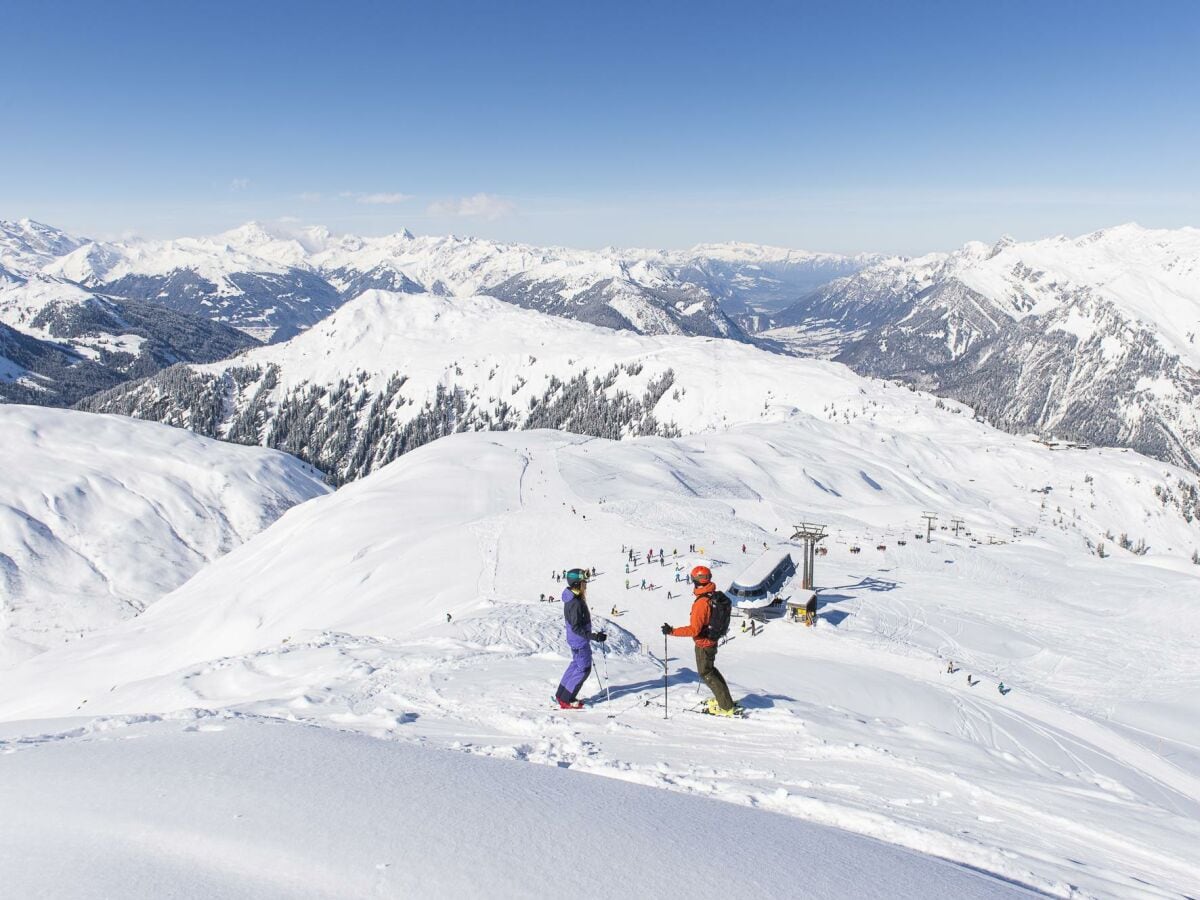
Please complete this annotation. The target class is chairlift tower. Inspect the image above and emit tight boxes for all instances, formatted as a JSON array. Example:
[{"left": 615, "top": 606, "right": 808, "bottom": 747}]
[
  {"left": 790, "top": 522, "right": 828, "bottom": 590},
  {"left": 950, "top": 517, "right": 965, "bottom": 537},
  {"left": 921, "top": 511, "right": 938, "bottom": 542}
]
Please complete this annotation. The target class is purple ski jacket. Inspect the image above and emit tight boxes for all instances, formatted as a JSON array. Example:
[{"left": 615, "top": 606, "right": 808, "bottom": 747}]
[{"left": 562, "top": 587, "right": 592, "bottom": 650}]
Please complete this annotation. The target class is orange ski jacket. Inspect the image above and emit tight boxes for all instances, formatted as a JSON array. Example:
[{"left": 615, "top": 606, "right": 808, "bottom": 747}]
[{"left": 670, "top": 583, "right": 717, "bottom": 649}]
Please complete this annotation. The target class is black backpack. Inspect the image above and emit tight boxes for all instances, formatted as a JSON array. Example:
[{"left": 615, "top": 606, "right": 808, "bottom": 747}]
[{"left": 702, "top": 591, "right": 732, "bottom": 641}]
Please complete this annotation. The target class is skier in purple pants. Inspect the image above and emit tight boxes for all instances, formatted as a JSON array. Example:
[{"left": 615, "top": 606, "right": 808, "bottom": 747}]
[{"left": 554, "top": 568, "right": 606, "bottom": 709}]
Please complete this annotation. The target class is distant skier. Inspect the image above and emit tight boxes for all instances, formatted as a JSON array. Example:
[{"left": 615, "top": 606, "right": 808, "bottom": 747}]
[
  {"left": 445, "top": 612, "right": 452, "bottom": 623},
  {"left": 554, "top": 568, "right": 606, "bottom": 710},
  {"left": 662, "top": 565, "right": 736, "bottom": 716},
  {"left": 641, "top": 578, "right": 646, "bottom": 589},
  {"left": 539, "top": 593, "right": 545, "bottom": 603},
  {"left": 742, "top": 543, "right": 746, "bottom": 553}
]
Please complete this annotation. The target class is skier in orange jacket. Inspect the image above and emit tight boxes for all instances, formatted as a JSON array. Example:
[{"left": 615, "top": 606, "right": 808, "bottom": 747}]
[{"left": 661, "top": 565, "right": 736, "bottom": 715}]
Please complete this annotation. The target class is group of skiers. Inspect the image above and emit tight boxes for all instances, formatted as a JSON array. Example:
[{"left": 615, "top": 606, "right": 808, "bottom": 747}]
[{"left": 554, "top": 564, "right": 738, "bottom": 717}]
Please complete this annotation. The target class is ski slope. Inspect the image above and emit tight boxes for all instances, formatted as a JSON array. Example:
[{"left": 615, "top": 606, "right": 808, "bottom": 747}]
[
  {"left": 0, "top": 713, "right": 1025, "bottom": 899},
  {"left": 1, "top": 421, "right": 1197, "bottom": 897},
  {"left": 0, "top": 406, "right": 329, "bottom": 665}
]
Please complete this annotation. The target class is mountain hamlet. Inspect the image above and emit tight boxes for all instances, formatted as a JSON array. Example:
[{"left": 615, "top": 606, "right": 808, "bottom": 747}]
[{"left": 2, "top": 216, "right": 1200, "bottom": 897}]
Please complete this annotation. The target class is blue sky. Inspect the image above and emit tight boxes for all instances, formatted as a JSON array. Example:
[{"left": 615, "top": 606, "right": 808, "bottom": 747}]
[{"left": 3, "top": 0, "right": 1197, "bottom": 253}]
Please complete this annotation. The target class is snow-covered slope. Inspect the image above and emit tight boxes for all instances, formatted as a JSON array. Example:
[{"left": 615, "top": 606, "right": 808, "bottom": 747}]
[
  {"left": 0, "top": 405, "right": 328, "bottom": 666},
  {"left": 0, "top": 218, "right": 88, "bottom": 274},
  {"left": 768, "top": 224, "right": 1200, "bottom": 471},
  {"left": 2, "top": 405, "right": 1198, "bottom": 893},
  {"left": 78, "top": 288, "right": 985, "bottom": 484},
  {"left": 0, "top": 715, "right": 1022, "bottom": 900}
]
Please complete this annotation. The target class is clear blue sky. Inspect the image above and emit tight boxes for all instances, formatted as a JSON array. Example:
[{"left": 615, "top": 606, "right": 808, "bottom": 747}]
[{"left": 3, "top": 0, "right": 1197, "bottom": 254}]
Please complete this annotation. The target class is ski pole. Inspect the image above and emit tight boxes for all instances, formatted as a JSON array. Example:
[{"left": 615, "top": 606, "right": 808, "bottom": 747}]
[
  {"left": 663, "top": 634, "right": 669, "bottom": 719},
  {"left": 600, "top": 642, "right": 612, "bottom": 705}
]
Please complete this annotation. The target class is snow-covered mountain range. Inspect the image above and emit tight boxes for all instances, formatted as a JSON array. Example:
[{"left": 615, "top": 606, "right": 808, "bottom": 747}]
[
  {"left": 77, "top": 288, "right": 964, "bottom": 484},
  {"left": 765, "top": 224, "right": 1200, "bottom": 471},
  {"left": 8, "top": 215, "right": 1200, "bottom": 475},
  {"left": 0, "top": 221, "right": 260, "bottom": 405},
  {"left": 26, "top": 219, "right": 870, "bottom": 343},
  {"left": 3, "top": 253, "right": 1199, "bottom": 893},
  {"left": 0, "top": 405, "right": 328, "bottom": 667}
]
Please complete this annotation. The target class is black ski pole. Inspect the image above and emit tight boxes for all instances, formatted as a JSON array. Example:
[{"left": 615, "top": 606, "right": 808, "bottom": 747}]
[
  {"left": 600, "top": 642, "right": 612, "bottom": 705},
  {"left": 663, "top": 634, "right": 669, "bottom": 719}
]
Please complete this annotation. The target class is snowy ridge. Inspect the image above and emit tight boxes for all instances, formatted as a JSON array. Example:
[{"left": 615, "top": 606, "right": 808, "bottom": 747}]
[
  {"left": 768, "top": 224, "right": 1200, "bottom": 472},
  {"left": 0, "top": 405, "right": 328, "bottom": 666},
  {"left": 79, "top": 288, "right": 999, "bottom": 483},
  {"left": 2, "top": 409, "right": 1198, "bottom": 894},
  {"left": 0, "top": 218, "right": 88, "bottom": 275}
]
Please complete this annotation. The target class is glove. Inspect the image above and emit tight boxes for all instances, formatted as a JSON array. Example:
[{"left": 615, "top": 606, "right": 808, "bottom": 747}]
[
  {"left": 591, "top": 631, "right": 607, "bottom": 643},
  {"left": 661, "top": 623, "right": 673, "bottom": 636}
]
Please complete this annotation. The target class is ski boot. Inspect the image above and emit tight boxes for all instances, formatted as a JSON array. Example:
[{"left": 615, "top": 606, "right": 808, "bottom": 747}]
[
  {"left": 555, "top": 697, "right": 584, "bottom": 710},
  {"left": 706, "top": 698, "right": 739, "bottom": 717}
]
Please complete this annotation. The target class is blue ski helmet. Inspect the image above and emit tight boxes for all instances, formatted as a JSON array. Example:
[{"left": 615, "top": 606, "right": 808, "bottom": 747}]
[{"left": 565, "top": 567, "right": 590, "bottom": 588}]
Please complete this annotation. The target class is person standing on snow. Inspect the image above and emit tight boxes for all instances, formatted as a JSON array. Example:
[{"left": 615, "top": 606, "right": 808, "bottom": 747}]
[
  {"left": 554, "top": 568, "right": 606, "bottom": 709},
  {"left": 661, "top": 565, "right": 736, "bottom": 716}
]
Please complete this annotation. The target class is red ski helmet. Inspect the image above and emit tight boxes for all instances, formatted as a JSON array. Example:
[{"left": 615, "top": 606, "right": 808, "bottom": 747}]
[{"left": 690, "top": 565, "right": 712, "bottom": 585}]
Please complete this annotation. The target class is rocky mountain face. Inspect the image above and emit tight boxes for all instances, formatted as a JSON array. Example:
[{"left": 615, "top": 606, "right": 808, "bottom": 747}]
[{"left": 767, "top": 225, "right": 1200, "bottom": 472}]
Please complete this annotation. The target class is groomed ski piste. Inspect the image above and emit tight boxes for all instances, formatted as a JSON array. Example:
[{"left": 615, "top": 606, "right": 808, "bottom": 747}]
[{"left": 2, "top": 394, "right": 1199, "bottom": 897}]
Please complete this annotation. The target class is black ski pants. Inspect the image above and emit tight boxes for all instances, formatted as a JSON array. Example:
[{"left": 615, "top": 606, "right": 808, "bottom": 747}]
[{"left": 695, "top": 644, "right": 734, "bottom": 710}]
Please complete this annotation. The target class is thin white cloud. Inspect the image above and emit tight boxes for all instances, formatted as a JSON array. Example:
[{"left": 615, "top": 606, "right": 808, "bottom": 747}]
[
  {"left": 427, "top": 193, "right": 515, "bottom": 219},
  {"left": 229, "top": 178, "right": 251, "bottom": 192},
  {"left": 358, "top": 192, "right": 413, "bottom": 205},
  {"left": 297, "top": 192, "right": 323, "bottom": 202},
  {"left": 337, "top": 191, "right": 413, "bottom": 205}
]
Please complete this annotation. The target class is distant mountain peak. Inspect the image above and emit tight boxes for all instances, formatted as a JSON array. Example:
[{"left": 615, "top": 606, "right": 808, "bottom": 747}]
[{"left": 988, "top": 235, "right": 1016, "bottom": 258}]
